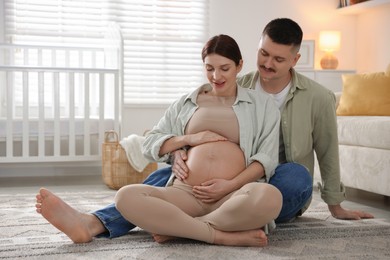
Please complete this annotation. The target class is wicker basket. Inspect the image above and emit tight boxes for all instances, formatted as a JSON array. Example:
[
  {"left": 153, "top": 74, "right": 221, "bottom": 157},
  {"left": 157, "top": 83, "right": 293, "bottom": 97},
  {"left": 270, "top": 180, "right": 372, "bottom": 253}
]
[{"left": 102, "top": 131, "right": 157, "bottom": 190}]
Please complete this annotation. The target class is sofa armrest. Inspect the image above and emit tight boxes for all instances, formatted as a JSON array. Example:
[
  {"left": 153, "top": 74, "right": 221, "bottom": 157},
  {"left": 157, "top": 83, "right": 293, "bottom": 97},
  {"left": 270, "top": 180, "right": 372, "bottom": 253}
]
[{"left": 335, "top": 92, "right": 342, "bottom": 109}]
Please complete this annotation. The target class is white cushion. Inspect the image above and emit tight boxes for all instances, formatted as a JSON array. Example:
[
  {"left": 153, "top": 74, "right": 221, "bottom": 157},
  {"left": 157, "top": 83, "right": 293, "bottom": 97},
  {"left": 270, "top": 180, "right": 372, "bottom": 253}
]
[{"left": 337, "top": 116, "right": 390, "bottom": 150}]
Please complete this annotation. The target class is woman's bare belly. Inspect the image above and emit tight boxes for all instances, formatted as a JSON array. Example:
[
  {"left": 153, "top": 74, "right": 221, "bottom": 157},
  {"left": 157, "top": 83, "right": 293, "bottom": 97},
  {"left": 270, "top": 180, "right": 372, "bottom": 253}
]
[{"left": 183, "top": 141, "right": 246, "bottom": 186}]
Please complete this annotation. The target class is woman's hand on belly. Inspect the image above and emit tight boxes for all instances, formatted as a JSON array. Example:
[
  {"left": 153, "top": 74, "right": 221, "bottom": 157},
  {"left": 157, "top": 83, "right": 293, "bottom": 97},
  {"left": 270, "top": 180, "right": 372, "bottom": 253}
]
[
  {"left": 192, "top": 178, "right": 235, "bottom": 203},
  {"left": 183, "top": 141, "right": 246, "bottom": 186},
  {"left": 171, "top": 149, "right": 189, "bottom": 181}
]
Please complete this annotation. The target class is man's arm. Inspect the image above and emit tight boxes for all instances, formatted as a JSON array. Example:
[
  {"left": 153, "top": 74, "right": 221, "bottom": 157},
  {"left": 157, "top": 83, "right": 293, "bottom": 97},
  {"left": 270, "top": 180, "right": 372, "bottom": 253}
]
[{"left": 314, "top": 91, "right": 373, "bottom": 220}]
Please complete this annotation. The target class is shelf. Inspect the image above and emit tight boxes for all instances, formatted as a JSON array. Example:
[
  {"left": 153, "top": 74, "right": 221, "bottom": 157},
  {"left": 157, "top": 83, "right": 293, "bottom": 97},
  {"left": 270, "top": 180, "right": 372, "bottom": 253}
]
[
  {"left": 295, "top": 70, "right": 356, "bottom": 92},
  {"left": 337, "top": 0, "right": 390, "bottom": 15}
]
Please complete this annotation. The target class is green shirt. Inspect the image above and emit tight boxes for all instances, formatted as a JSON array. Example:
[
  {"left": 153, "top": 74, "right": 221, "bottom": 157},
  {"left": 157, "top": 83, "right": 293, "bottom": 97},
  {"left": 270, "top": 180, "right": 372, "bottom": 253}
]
[{"left": 237, "top": 69, "right": 346, "bottom": 210}]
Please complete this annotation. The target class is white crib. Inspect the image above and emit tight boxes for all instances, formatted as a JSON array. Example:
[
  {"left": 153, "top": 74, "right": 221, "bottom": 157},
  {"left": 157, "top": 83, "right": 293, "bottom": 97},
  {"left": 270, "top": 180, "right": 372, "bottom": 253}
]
[{"left": 0, "top": 25, "right": 123, "bottom": 164}]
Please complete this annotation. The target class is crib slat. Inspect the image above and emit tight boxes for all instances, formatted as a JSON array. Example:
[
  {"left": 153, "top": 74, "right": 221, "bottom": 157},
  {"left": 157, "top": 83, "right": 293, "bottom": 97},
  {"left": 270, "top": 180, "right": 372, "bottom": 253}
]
[
  {"left": 114, "top": 71, "right": 120, "bottom": 133},
  {"left": 99, "top": 73, "right": 105, "bottom": 154},
  {"left": 38, "top": 71, "right": 45, "bottom": 158},
  {"left": 53, "top": 72, "right": 61, "bottom": 157},
  {"left": 37, "top": 48, "right": 45, "bottom": 159},
  {"left": 22, "top": 48, "right": 32, "bottom": 159},
  {"left": 84, "top": 72, "right": 91, "bottom": 156},
  {"left": 22, "top": 71, "right": 29, "bottom": 158},
  {"left": 6, "top": 71, "right": 13, "bottom": 158},
  {"left": 68, "top": 73, "right": 76, "bottom": 156}
]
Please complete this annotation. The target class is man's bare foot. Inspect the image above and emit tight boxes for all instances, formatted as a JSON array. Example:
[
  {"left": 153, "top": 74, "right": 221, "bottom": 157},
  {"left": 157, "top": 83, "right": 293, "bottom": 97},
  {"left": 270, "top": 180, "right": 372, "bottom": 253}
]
[
  {"left": 35, "top": 188, "right": 105, "bottom": 243},
  {"left": 214, "top": 229, "right": 268, "bottom": 247},
  {"left": 152, "top": 233, "right": 177, "bottom": 243}
]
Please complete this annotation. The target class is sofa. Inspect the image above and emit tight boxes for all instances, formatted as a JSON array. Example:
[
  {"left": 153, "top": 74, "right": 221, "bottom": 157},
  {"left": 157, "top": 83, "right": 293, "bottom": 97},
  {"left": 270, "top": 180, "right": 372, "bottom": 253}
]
[{"left": 334, "top": 65, "right": 390, "bottom": 197}]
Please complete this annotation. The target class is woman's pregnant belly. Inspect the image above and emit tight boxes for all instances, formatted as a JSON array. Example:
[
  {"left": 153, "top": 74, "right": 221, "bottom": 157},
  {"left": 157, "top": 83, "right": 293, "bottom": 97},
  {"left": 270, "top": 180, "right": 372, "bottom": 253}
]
[{"left": 183, "top": 141, "right": 246, "bottom": 186}]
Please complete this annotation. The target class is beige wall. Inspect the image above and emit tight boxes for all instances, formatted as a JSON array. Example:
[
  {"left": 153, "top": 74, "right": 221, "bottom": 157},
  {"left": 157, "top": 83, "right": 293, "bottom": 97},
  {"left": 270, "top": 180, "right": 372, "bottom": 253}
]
[
  {"left": 209, "top": 0, "right": 389, "bottom": 74},
  {"left": 122, "top": 0, "right": 390, "bottom": 135},
  {"left": 209, "top": 0, "right": 356, "bottom": 72},
  {"left": 356, "top": 4, "right": 390, "bottom": 73}
]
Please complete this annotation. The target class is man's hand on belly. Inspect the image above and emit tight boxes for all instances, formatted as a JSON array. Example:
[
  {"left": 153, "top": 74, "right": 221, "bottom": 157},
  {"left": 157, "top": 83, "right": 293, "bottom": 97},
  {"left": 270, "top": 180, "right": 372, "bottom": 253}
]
[{"left": 192, "top": 179, "right": 234, "bottom": 203}]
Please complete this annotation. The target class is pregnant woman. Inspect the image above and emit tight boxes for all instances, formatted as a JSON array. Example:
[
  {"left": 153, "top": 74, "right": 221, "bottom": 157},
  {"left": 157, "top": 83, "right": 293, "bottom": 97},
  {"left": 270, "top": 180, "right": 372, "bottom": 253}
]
[{"left": 115, "top": 34, "right": 282, "bottom": 247}]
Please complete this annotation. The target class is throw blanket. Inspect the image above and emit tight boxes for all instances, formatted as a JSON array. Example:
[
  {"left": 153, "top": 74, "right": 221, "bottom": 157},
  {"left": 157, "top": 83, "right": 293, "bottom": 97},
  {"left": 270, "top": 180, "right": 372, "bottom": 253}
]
[{"left": 120, "top": 134, "right": 150, "bottom": 172}]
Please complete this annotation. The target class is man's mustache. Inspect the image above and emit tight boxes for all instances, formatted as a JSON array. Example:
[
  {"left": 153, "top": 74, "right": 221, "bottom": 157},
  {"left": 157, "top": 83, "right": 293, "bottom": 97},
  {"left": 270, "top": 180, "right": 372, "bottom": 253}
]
[{"left": 260, "top": 65, "right": 276, "bottom": 73}]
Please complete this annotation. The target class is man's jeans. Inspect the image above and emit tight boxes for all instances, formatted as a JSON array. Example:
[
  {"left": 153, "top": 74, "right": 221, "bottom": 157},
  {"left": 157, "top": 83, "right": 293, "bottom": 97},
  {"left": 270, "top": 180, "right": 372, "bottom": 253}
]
[
  {"left": 93, "top": 162, "right": 312, "bottom": 238},
  {"left": 269, "top": 163, "right": 313, "bottom": 223}
]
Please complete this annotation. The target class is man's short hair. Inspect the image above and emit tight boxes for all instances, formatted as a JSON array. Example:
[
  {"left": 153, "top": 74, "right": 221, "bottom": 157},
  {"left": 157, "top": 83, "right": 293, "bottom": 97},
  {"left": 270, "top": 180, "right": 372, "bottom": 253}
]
[{"left": 262, "top": 18, "right": 303, "bottom": 51}]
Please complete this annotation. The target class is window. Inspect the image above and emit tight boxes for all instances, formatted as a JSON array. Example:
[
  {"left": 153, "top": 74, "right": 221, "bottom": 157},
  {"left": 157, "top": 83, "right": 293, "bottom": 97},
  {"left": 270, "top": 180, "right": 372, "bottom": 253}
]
[{"left": 3, "top": 0, "right": 209, "bottom": 105}]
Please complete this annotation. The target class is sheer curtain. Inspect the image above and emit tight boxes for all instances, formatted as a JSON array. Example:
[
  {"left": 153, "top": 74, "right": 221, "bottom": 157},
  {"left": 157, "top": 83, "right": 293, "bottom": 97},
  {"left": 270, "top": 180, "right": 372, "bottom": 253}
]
[{"left": 3, "top": 0, "right": 209, "bottom": 106}]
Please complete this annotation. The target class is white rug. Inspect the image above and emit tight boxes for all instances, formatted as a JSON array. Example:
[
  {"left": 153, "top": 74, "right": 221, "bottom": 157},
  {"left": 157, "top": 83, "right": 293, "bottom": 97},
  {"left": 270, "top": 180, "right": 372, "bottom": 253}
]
[{"left": 1, "top": 191, "right": 389, "bottom": 259}]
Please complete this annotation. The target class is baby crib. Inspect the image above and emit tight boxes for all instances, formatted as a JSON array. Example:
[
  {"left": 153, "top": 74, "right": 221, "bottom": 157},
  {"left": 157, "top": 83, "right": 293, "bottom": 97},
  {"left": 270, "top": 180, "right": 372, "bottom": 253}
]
[{"left": 0, "top": 24, "right": 122, "bottom": 164}]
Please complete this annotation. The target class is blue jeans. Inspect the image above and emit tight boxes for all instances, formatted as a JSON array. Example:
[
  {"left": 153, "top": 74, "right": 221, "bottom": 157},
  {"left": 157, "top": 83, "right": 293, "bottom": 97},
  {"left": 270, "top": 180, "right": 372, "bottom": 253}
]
[
  {"left": 93, "top": 162, "right": 312, "bottom": 238},
  {"left": 269, "top": 163, "right": 313, "bottom": 223}
]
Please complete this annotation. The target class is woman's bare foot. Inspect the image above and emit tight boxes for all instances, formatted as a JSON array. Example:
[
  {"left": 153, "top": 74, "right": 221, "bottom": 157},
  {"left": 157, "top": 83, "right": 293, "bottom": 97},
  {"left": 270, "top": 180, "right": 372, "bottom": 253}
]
[
  {"left": 214, "top": 229, "right": 268, "bottom": 247},
  {"left": 152, "top": 233, "right": 177, "bottom": 243},
  {"left": 35, "top": 188, "right": 105, "bottom": 243}
]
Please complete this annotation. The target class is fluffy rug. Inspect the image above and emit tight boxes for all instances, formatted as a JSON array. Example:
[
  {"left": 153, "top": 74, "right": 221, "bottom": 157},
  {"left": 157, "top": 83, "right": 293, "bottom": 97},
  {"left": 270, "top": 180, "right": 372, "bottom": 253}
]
[{"left": 1, "top": 191, "right": 389, "bottom": 259}]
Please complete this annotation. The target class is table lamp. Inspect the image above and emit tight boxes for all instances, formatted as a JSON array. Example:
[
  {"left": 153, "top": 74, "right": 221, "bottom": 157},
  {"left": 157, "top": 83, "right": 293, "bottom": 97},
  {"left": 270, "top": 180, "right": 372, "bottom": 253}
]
[{"left": 319, "top": 31, "right": 341, "bottom": 69}]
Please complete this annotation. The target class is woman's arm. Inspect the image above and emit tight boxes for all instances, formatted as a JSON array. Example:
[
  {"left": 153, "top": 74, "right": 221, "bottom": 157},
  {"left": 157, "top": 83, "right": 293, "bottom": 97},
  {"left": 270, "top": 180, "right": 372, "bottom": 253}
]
[
  {"left": 228, "top": 161, "right": 265, "bottom": 189},
  {"left": 159, "top": 131, "right": 228, "bottom": 157},
  {"left": 143, "top": 87, "right": 228, "bottom": 162}
]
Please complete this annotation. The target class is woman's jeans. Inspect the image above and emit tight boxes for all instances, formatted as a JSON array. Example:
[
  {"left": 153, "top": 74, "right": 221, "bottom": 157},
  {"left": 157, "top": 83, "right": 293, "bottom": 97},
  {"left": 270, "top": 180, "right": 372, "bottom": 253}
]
[{"left": 92, "top": 162, "right": 312, "bottom": 238}]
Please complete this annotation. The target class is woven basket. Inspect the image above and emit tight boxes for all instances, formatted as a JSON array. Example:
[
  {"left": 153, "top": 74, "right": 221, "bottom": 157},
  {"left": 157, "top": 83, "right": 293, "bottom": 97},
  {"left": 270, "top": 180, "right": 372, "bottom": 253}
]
[{"left": 102, "top": 131, "right": 157, "bottom": 190}]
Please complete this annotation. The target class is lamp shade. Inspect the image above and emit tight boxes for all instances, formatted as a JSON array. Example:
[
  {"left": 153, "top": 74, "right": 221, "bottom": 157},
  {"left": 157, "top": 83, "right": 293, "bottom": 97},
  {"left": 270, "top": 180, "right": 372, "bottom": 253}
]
[{"left": 319, "top": 31, "right": 341, "bottom": 52}]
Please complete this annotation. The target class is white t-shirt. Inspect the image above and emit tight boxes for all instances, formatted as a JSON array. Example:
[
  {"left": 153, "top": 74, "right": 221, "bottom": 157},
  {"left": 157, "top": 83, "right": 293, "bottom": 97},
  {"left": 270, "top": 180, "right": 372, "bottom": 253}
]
[
  {"left": 255, "top": 79, "right": 291, "bottom": 111},
  {"left": 255, "top": 79, "right": 291, "bottom": 163}
]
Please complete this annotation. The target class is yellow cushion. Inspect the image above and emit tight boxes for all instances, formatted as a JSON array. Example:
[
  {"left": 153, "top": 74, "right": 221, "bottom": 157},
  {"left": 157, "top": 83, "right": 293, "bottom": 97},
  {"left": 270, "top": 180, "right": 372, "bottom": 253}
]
[{"left": 336, "top": 66, "right": 390, "bottom": 116}]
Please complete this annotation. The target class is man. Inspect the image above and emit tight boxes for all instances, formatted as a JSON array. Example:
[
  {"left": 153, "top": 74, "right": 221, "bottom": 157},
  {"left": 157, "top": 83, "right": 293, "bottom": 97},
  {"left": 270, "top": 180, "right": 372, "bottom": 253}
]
[{"left": 35, "top": 18, "right": 373, "bottom": 243}]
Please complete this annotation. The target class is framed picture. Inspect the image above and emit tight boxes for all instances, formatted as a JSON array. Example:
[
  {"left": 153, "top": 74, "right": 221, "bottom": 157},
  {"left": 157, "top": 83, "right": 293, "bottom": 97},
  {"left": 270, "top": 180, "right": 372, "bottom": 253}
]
[{"left": 296, "top": 40, "right": 315, "bottom": 69}]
